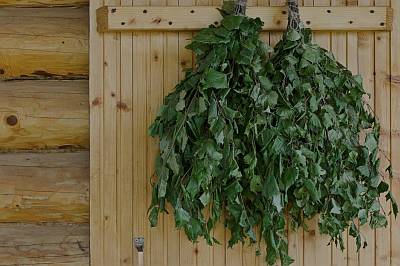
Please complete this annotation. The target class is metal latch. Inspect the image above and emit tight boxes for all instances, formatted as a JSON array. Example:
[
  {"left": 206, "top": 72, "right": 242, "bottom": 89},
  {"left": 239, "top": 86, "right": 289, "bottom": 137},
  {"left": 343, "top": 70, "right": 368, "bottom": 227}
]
[{"left": 134, "top": 237, "right": 144, "bottom": 266}]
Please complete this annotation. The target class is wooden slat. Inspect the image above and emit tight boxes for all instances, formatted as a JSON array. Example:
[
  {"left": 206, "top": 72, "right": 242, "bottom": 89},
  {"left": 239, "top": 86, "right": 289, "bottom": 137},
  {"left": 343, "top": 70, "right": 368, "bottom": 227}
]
[
  {"left": 304, "top": 1, "right": 332, "bottom": 266},
  {"left": 0, "top": 222, "right": 89, "bottom": 265},
  {"left": 148, "top": 0, "right": 166, "bottom": 263},
  {"left": 194, "top": 0, "right": 214, "bottom": 264},
  {"left": 0, "top": 80, "right": 89, "bottom": 150},
  {"left": 346, "top": 3, "right": 359, "bottom": 266},
  {"left": 163, "top": 9, "right": 181, "bottom": 266},
  {"left": 0, "top": 0, "right": 87, "bottom": 7},
  {"left": 331, "top": 1, "right": 347, "bottom": 265},
  {"left": 102, "top": 0, "right": 120, "bottom": 264},
  {"left": 0, "top": 151, "right": 89, "bottom": 223},
  {"left": 390, "top": 1, "right": 400, "bottom": 265},
  {"left": 374, "top": 2, "right": 391, "bottom": 266},
  {"left": 358, "top": 1, "right": 376, "bottom": 266},
  {"left": 118, "top": 0, "right": 133, "bottom": 264},
  {"left": 374, "top": 27, "right": 391, "bottom": 266},
  {"left": 0, "top": 7, "right": 88, "bottom": 80},
  {"left": 97, "top": 6, "right": 392, "bottom": 32},
  {"left": 89, "top": 0, "right": 104, "bottom": 265},
  {"left": 131, "top": 31, "right": 151, "bottom": 266},
  {"left": 177, "top": 0, "right": 197, "bottom": 264}
]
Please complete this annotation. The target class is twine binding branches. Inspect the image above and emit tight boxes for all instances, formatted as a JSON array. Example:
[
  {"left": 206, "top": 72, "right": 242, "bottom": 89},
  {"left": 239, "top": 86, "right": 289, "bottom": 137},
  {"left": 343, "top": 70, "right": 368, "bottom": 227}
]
[
  {"left": 287, "top": 0, "right": 301, "bottom": 30},
  {"left": 235, "top": 0, "right": 247, "bottom": 15}
]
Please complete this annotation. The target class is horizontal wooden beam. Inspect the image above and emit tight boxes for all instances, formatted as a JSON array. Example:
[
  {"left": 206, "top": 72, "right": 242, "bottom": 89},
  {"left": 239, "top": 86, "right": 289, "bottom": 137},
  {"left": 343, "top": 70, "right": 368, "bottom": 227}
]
[
  {"left": 0, "top": 151, "right": 89, "bottom": 223},
  {"left": 97, "top": 6, "right": 392, "bottom": 32},
  {"left": 0, "top": 7, "right": 88, "bottom": 80},
  {"left": 0, "top": 223, "right": 89, "bottom": 265},
  {"left": 0, "top": 0, "right": 87, "bottom": 7},
  {"left": 0, "top": 80, "right": 89, "bottom": 150}
]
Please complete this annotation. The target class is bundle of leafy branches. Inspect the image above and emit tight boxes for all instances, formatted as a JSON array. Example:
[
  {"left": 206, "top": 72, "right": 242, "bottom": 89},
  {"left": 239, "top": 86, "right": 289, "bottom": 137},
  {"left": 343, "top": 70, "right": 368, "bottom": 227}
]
[
  {"left": 148, "top": 0, "right": 397, "bottom": 265},
  {"left": 148, "top": 0, "right": 275, "bottom": 251},
  {"left": 254, "top": 0, "right": 398, "bottom": 264}
]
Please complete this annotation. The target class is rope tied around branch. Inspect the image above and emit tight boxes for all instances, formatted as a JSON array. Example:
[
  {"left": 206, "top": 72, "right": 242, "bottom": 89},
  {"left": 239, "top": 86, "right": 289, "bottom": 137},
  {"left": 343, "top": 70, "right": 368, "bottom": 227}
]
[
  {"left": 287, "top": 0, "right": 301, "bottom": 30},
  {"left": 234, "top": 0, "right": 247, "bottom": 15}
]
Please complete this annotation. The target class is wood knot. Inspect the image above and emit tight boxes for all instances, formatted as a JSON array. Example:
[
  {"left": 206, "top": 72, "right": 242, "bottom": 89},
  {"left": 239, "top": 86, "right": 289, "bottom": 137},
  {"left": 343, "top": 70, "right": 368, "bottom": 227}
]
[
  {"left": 6, "top": 115, "right": 18, "bottom": 126},
  {"left": 309, "top": 229, "right": 316, "bottom": 236},
  {"left": 387, "top": 75, "right": 400, "bottom": 85},
  {"left": 181, "top": 60, "right": 187, "bottom": 67},
  {"left": 194, "top": 248, "right": 199, "bottom": 254},
  {"left": 111, "top": 92, "right": 116, "bottom": 97},
  {"left": 117, "top": 101, "right": 130, "bottom": 112},
  {"left": 154, "top": 54, "right": 159, "bottom": 61},
  {"left": 0, "top": 69, "right": 5, "bottom": 74},
  {"left": 92, "top": 97, "right": 102, "bottom": 106}
]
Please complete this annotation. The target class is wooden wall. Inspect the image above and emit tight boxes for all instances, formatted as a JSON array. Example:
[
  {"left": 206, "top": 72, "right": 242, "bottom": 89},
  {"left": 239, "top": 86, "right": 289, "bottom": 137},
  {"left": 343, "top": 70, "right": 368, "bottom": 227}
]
[
  {"left": 0, "top": 1, "right": 90, "bottom": 265},
  {"left": 90, "top": 1, "right": 400, "bottom": 266}
]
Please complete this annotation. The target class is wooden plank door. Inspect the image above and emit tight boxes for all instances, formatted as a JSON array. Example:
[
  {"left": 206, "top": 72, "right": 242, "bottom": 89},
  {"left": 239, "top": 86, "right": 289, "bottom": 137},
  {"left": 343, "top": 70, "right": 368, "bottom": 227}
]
[{"left": 90, "top": 1, "right": 400, "bottom": 266}]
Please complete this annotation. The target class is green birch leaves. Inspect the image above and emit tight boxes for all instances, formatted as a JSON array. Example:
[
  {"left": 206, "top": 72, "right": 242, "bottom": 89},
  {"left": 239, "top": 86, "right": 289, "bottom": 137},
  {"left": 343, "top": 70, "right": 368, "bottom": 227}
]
[
  {"left": 259, "top": 27, "right": 397, "bottom": 264},
  {"left": 148, "top": 11, "right": 396, "bottom": 266},
  {"left": 148, "top": 12, "right": 272, "bottom": 248}
]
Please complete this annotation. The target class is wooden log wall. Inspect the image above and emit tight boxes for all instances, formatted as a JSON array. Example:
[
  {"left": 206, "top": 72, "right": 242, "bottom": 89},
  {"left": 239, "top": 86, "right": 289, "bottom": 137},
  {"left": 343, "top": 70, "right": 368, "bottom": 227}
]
[{"left": 0, "top": 0, "right": 90, "bottom": 265}]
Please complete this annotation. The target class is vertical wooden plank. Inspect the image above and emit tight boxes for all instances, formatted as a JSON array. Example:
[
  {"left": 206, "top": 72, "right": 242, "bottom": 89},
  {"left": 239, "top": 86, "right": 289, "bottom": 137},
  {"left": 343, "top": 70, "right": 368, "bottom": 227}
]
[
  {"left": 331, "top": 0, "right": 347, "bottom": 66},
  {"left": 374, "top": 2, "right": 391, "bottom": 265},
  {"left": 163, "top": 1, "right": 181, "bottom": 266},
  {"left": 131, "top": 0, "right": 151, "bottom": 264},
  {"left": 225, "top": 3, "right": 247, "bottom": 264},
  {"left": 213, "top": 220, "right": 226, "bottom": 266},
  {"left": 301, "top": 0, "right": 316, "bottom": 263},
  {"left": 303, "top": 1, "right": 331, "bottom": 266},
  {"left": 195, "top": 0, "right": 214, "bottom": 265},
  {"left": 269, "top": 0, "right": 285, "bottom": 48},
  {"left": 225, "top": 232, "right": 243, "bottom": 266},
  {"left": 346, "top": 2, "right": 359, "bottom": 266},
  {"left": 178, "top": 0, "right": 197, "bottom": 264},
  {"left": 331, "top": 1, "right": 347, "bottom": 266},
  {"left": 287, "top": 0, "right": 304, "bottom": 262},
  {"left": 119, "top": 0, "right": 134, "bottom": 264},
  {"left": 241, "top": 0, "right": 257, "bottom": 262},
  {"left": 357, "top": 2, "right": 376, "bottom": 266},
  {"left": 312, "top": 0, "right": 331, "bottom": 50},
  {"left": 211, "top": 2, "right": 226, "bottom": 266},
  {"left": 258, "top": 0, "right": 270, "bottom": 47},
  {"left": 255, "top": 0, "right": 269, "bottom": 241},
  {"left": 90, "top": 0, "right": 104, "bottom": 265},
  {"left": 390, "top": 1, "right": 400, "bottom": 265},
  {"left": 208, "top": 1, "right": 226, "bottom": 266},
  {"left": 148, "top": 0, "right": 166, "bottom": 264},
  {"left": 102, "top": 0, "right": 120, "bottom": 264},
  {"left": 285, "top": 0, "right": 304, "bottom": 263},
  {"left": 132, "top": 31, "right": 151, "bottom": 266}
]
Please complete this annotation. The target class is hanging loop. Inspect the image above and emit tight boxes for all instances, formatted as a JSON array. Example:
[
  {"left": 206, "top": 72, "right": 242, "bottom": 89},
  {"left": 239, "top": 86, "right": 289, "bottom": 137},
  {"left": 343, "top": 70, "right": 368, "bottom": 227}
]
[
  {"left": 234, "top": 0, "right": 247, "bottom": 15},
  {"left": 287, "top": 0, "right": 301, "bottom": 30}
]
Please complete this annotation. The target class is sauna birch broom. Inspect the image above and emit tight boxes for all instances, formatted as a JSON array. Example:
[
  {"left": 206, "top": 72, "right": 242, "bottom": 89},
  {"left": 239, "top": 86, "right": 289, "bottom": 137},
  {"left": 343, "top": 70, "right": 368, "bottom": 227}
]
[
  {"left": 147, "top": 0, "right": 275, "bottom": 254},
  {"left": 253, "top": 0, "right": 398, "bottom": 264}
]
